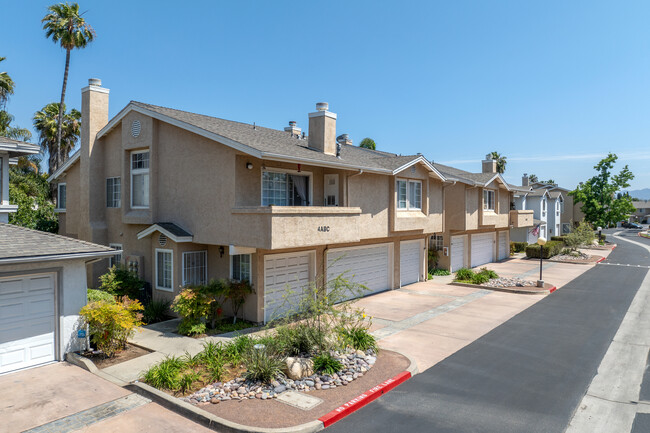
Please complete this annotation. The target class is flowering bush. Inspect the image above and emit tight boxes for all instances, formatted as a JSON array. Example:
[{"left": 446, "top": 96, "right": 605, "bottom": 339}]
[{"left": 79, "top": 296, "right": 143, "bottom": 357}]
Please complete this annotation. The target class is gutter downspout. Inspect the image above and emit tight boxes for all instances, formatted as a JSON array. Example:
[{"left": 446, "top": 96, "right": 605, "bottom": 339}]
[{"left": 346, "top": 169, "right": 364, "bottom": 207}]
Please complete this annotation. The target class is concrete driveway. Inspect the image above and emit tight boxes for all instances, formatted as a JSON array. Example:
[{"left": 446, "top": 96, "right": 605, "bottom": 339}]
[
  {"left": 359, "top": 248, "right": 613, "bottom": 372},
  {"left": 0, "top": 362, "right": 215, "bottom": 433}
]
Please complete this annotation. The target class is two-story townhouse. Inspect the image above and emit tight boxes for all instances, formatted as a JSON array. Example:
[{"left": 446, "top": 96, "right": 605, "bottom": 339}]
[
  {"left": 0, "top": 137, "right": 41, "bottom": 222},
  {"left": 48, "top": 79, "right": 452, "bottom": 324},
  {"left": 631, "top": 201, "right": 650, "bottom": 223},
  {"left": 430, "top": 156, "right": 532, "bottom": 271}
]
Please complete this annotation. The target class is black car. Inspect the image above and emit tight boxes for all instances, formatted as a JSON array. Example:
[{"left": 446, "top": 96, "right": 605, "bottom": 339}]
[{"left": 629, "top": 222, "right": 643, "bottom": 229}]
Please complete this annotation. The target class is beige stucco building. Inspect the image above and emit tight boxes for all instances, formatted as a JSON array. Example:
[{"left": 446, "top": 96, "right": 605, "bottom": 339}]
[{"left": 49, "top": 78, "right": 531, "bottom": 323}]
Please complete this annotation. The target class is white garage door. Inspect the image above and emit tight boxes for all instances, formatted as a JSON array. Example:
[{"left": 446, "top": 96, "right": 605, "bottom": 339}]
[
  {"left": 471, "top": 233, "right": 495, "bottom": 268},
  {"left": 450, "top": 235, "right": 466, "bottom": 272},
  {"left": 498, "top": 231, "right": 508, "bottom": 260},
  {"left": 327, "top": 244, "right": 392, "bottom": 300},
  {"left": 400, "top": 240, "right": 422, "bottom": 286},
  {"left": 264, "top": 252, "right": 313, "bottom": 323},
  {"left": 0, "top": 273, "right": 56, "bottom": 374}
]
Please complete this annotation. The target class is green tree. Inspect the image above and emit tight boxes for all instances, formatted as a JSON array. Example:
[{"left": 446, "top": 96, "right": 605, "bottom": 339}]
[
  {"left": 570, "top": 153, "right": 635, "bottom": 228},
  {"left": 359, "top": 137, "right": 376, "bottom": 150},
  {"left": 0, "top": 57, "right": 15, "bottom": 110},
  {"left": 42, "top": 2, "right": 95, "bottom": 169},
  {"left": 33, "top": 102, "right": 81, "bottom": 174},
  {"left": 528, "top": 174, "right": 539, "bottom": 183},
  {"left": 489, "top": 151, "right": 507, "bottom": 174},
  {"left": 0, "top": 110, "right": 32, "bottom": 141},
  {"left": 8, "top": 156, "right": 58, "bottom": 233}
]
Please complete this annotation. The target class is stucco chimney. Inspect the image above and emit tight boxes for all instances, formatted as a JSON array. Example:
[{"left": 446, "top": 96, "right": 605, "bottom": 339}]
[
  {"left": 284, "top": 121, "right": 301, "bottom": 137},
  {"left": 482, "top": 153, "right": 497, "bottom": 173},
  {"left": 522, "top": 173, "right": 529, "bottom": 187},
  {"left": 79, "top": 78, "right": 109, "bottom": 243},
  {"left": 308, "top": 102, "right": 337, "bottom": 156}
]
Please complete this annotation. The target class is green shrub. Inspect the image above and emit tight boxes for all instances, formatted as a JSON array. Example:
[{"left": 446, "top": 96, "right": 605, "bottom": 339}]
[
  {"left": 525, "top": 240, "right": 564, "bottom": 259},
  {"left": 313, "top": 352, "right": 343, "bottom": 375},
  {"left": 510, "top": 242, "right": 528, "bottom": 253},
  {"left": 99, "top": 265, "right": 145, "bottom": 300},
  {"left": 565, "top": 221, "right": 596, "bottom": 251},
  {"left": 427, "top": 248, "right": 439, "bottom": 273},
  {"left": 471, "top": 272, "right": 490, "bottom": 284},
  {"left": 274, "top": 323, "right": 313, "bottom": 356},
  {"left": 455, "top": 268, "right": 474, "bottom": 281},
  {"left": 431, "top": 268, "right": 451, "bottom": 276},
  {"left": 338, "top": 326, "right": 377, "bottom": 352},
  {"left": 172, "top": 286, "right": 214, "bottom": 336},
  {"left": 200, "top": 341, "right": 227, "bottom": 382},
  {"left": 224, "top": 334, "right": 255, "bottom": 365},
  {"left": 143, "top": 300, "right": 170, "bottom": 324},
  {"left": 79, "top": 297, "right": 143, "bottom": 357},
  {"left": 224, "top": 279, "right": 254, "bottom": 323},
  {"left": 551, "top": 236, "right": 568, "bottom": 244},
  {"left": 179, "top": 371, "right": 201, "bottom": 394},
  {"left": 243, "top": 346, "right": 284, "bottom": 383},
  {"left": 87, "top": 289, "right": 115, "bottom": 304},
  {"left": 478, "top": 268, "right": 498, "bottom": 279},
  {"left": 142, "top": 356, "right": 185, "bottom": 390}
]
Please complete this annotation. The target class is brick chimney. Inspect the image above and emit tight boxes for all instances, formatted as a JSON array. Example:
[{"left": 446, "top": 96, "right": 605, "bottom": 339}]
[
  {"left": 522, "top": 173, "right": 529, "bottom": 187},
  {"left": 79, "top": 78, "right": 109, "bottom": 243},
  {"left": 308, "top": 102, "right": 337, "bottom": 156},
  {"left": 482, "top": 153, "right": 497, "bottom": 173}
]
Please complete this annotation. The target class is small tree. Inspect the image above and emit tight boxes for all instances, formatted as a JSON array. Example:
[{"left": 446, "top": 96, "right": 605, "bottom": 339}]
[
  {"left": 565, "top": 220, "right": 596, "bottom": 251},
  {"left": 80, "top": 296, "right": 143, "bottom": 357},
  {"left": 225, "top": 279, "right": 254, "bottom": 324},
  {"left": 99, "top": 265, "right": 145, "bottom": 299},
  {"left": 359, "top": 137, "right": 376, "bottom": 150}
]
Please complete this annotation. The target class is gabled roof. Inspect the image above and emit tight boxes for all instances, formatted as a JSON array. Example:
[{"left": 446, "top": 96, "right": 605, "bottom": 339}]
[
  {"left": 527, "top": 189, "right": 551, "bottom": 198},
  {"left": 432, "top": 163, "right": 510, "bottom": 190},
  {"left": 94, "top": 101, "right": 445, "bottom": 180},
  {"left": 0, "top": 223, "right": 117, "bottom": 264},
  {"left": 47, "top": 150, "right": 80, "bottom": 182},
  {"left": 137, "top": 223, "right": 193, "bottom": 243},
  {"left": 0, "top": 136, "right": 40, "bottom": 158}
]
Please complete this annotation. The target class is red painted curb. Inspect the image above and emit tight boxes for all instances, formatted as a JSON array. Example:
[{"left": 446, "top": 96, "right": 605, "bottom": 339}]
[
  {"left": 318, "top": 371, "right": 412, "bottom": 428},
  {"left": 549, "top": 286, "right": 557, "bottom": 293},
  {"left": 596, "top": 257, "right": 606, "bottom": 263}
]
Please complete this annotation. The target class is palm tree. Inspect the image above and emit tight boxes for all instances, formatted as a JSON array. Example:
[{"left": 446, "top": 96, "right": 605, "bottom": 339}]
[
  {"left": 0, "top": 111, "right": 32, "bottom": 141},
  {"left": 33, "top": 102, "right": 81, "bottom": 174},
  {"left": 359, "top": 137, "right": 376, "bottom": 150},
  {"left": 0, "top": 57, "right": 15, "bottom": 110},
  {"left": 42, "top": 2, "right": 94, "bottom": 169},
  {"left": 489, "top": 151, "right": 507, "bottom": 174}
]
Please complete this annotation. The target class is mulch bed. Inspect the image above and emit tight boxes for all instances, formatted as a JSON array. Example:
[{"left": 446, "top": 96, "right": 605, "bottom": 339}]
[
  {"left": 83, "top": 343, "right": 152, "bottom": 369},
  {"left": 197, "top": 349, "right": 410, "bottom": 429}
]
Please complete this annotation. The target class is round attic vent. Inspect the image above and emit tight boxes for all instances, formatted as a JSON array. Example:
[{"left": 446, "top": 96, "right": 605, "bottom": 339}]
[
  {"left": 131, "top": 120, "right": 141, "bottom": 138},
  {"left": 158, "top": 233, "right": 167, "bottom": 247}
]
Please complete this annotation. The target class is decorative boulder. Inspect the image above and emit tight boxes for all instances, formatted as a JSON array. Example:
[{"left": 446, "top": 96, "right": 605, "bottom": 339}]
[{"left": 283, "top": 357, "right": 314, "bottom": 380}]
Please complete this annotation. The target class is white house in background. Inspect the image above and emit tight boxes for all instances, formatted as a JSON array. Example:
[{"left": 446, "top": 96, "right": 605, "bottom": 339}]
[
  {"left": 511, "top": 188, "right": 550, "bottom": 244},
  {"left": 0, "top": 137, "right": 40, "bottom": 223},
  {"left": 0, "top": 223, "right": 117, "bottom": 374}
]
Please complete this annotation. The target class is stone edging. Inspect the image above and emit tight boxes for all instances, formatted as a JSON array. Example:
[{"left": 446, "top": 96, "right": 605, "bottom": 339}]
[{"left": 449, "top": 281, "right": 555, "bottom": 295}]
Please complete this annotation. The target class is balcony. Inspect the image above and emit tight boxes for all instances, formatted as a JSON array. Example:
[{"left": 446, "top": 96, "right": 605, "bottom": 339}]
[
  {"left": 510, "top": 210, "right": 534, "bottom": 228},
  {"left": 231, "top": 206, "right": 362, "bottom": 250}
]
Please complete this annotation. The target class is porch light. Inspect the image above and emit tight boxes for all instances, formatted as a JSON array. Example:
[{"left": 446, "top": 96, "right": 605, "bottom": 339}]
[{"left": 246, "top": 162, "right": 253, "bottom": 170}]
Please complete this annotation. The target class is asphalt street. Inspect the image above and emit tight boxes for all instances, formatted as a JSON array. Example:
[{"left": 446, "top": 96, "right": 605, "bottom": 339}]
[{"left": 327, "top": 229, "right": 650, "bottom": 433}]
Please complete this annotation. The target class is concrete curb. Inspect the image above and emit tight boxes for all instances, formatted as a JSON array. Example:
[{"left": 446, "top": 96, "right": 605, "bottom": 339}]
[
  {"left": 449, "top": 281, "right": 553, "bottom": 295},
  {"left": 126, "top": 381, "right": 324, "bottom": 433},
  {"left": 65, "top": 353, "right": 128, "bottom": 387}
]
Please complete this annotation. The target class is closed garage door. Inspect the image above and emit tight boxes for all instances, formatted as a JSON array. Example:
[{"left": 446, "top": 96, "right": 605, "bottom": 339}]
[
  {"left": 450, "top": 236, "right": 466, "bottom": 272},
  {"left": 498, "top": 231, "right": 508, "bottom": 260},
  {"left": 0, "top": 273, "right": 56, "bottom": 374},
  {"left": 471, "top": 233, "right": 495, "bottom": 268},
  {"left": 264, "top": 252, "right": 313, "bottom": 323},
  {"left": 327, "top": 244, "right": 392, "bottom": 300},
  {"left": 400, "top": 240, "right": 422, "bottom": 286}
]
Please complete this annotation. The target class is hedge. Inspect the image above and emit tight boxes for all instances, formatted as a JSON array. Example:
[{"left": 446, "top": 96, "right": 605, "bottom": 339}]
[
  {"left": 525, "top": 240, "right": 564, "bottom": 259},
  {"left": 551, "top": 236, "right": 568, "bottom": 245},
  {"left": 510, "top": 242, "right": 528, "bottom": 253}
]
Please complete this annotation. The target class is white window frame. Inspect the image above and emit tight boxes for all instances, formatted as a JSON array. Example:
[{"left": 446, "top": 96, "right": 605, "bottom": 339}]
[
  {"left": 230, "top": 253, "right": 252, "bottom": 282},
  {"left": 109, "top": 243, "right": 122, "bottom": 268},
  {"left": 261, "top": 168, "right": 313, "bottom": 206},
  {"left": 155, "top": 248, "right": 173, "bottom": 292},
  {"left": 396, "top": 178, "right": 422, "bottom": 211},
  {"left": 483, "top": 189, "right": 495, "bottom": 212},
  {"left": 56, "top": 182, "right": 67, "bottom": 211},
  {"left": 430, "top": 234, "right": 444, "bottom": 251},
  {"left": 182, "top": 250, "right": 208, "bottom": 286},
  {"left": 130, "top": 150, "right": 150, "bottom": 209},
  {"left": 106, "top": 177, "right": 121, "bottom": 208},
  {"left": 542, "top": 198, "right": 547, "bottom": 218}
]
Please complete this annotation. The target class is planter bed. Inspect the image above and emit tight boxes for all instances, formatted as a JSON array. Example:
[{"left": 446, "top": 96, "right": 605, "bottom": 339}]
[
  {"left": 549, "top": 254, "right": 603, "bottom": 264},
  {"left": 82, "top": 343, "right": 152, "bottom": 369},
  {"left": 451, "top": 278, "right": 555, "bottom": 294}
]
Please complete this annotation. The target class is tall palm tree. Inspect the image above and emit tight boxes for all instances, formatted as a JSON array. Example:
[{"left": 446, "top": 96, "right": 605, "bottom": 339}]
[
  {"left": 42, "top": 2, "right": 94, "bottom": 169},
  {"left": 33, "top": 102, "right": 81, "bottom": 175},
  {"left": 0, "top": 57, "right": 15, "bottom": 110},
  {"left": 489, "top": 151, "right": 507, "bottom": 174}
]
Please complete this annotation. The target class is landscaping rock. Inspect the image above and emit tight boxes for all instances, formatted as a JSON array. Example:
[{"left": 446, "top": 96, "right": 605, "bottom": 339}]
[
  {"left": 283, "top": 357, "right": 314, "bottom": 380},
  {"left": 210, "top": 397, "right": 219, "bottom": 404},
  {"left": 273, "top": 385, "right": 287, "bottom": 394}
]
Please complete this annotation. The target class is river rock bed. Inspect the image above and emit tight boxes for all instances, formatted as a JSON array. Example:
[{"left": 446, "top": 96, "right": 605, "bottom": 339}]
[
  {"left": 182, "top": 348, "right": 377, "bottom": 405},
  {"left": 551, "top": 251, "right": 591, "bottom": 262},
  {"left": 481, "top": 277, "right": 536, "bottom": 288}
]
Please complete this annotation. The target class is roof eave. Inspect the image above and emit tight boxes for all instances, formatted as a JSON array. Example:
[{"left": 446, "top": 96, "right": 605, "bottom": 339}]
[
  {"left": 137, "top": 224, "right": 193, "bottom": 243},
  {"left": 47, "top": 152, "right": 80, "bottom": 182},
  {"left": 0, "top": 249, "right": 119, "bottom": 265}
]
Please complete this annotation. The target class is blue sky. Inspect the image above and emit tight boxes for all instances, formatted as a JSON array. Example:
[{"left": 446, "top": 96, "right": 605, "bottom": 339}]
[{"left": 2, "top": 0, "right": 649, "bottom": 190}]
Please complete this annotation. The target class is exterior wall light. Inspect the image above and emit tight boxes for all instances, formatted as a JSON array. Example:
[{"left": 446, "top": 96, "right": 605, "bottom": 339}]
[{"left": 246, "top": 162, "right": 253, "bottom": 170}]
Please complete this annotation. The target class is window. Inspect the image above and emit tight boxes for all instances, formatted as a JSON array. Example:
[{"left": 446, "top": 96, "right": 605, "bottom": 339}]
[
  {"left": 231, "top": 254, "right": 251, "bottom": 281},
  {"left": 109, "top": 244, "right": 122, "bottom": 268},
  {"left": 542, "top": 198, "right": 547, "bottom": 217},
  {"left": 106, "top": 177, "right": 121, "bottom": 208},
  {"left": 262, "top": 171, "right": 310, "bottom": 206},
  {"left": 155, "top": 249, "right": 173, "bottom": 291},
  {"left": 131, "top": 151, "right": 149, "bottom": 208},
  {"left": 57, "top": 183, "right": 67, "bottom": 210},
  {"left": 397, "top": 180, "right": 421, "bottom": 210},
  {"left": 430, "top": 234, "right": 444, "bottom": 251},
  {"left": 183, "top": 251, "right": 207, "bottom": 286},
  {"left": 483, "top": 189, "right": 495, "bottom": 211}
]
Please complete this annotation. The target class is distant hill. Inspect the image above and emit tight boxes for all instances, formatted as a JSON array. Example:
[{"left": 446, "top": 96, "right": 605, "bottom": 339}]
[{"left": 624, "top": 188, "right": 650, "bottom": 200}]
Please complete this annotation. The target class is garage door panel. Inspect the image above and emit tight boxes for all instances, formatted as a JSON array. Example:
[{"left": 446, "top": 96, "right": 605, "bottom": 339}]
[
  {"left": 327, "top": 244, "right": 391, "bottom": 300},
  {"left": 0, "top": 273, "right": 56, "bottom": 374},
  {"left": 471, "top": 233, "right": 495, "bottom": 268},
  {"left": 451, "top": 236, "right": 466, "bottom": 272},
  {"left": 498, "top": 231, "right": 508, "bottom": 260},
  {"left": 264, "top": 252, "right": 313, "bottom": 323},
  {"left": 400, "top": 240, "right": 422, "bottom": 286}
]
